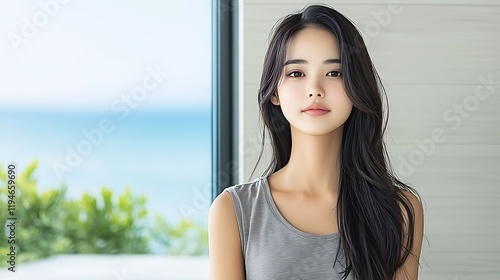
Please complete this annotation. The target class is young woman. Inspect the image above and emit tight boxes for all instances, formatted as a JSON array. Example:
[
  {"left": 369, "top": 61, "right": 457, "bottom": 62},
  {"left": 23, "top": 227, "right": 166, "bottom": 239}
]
[{"left": 209, "top": 4, "right": 424, "bottom": 280}]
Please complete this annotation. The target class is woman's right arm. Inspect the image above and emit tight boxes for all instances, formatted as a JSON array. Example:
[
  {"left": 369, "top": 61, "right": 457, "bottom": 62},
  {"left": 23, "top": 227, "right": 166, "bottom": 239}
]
[{"left": 208, "top": 190, "right": 246, "bottom": 280}]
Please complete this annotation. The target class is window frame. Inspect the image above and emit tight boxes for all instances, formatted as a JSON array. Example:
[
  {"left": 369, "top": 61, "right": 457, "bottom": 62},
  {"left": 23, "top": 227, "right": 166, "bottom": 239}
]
[{"left": 211, "top": 0, "right": 239, "bottom": 200}]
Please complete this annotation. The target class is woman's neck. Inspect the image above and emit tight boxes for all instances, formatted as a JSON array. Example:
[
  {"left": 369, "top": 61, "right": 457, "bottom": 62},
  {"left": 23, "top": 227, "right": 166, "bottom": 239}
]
[{"left": 272, "top": 125, "right": 344, "bottom": 197}]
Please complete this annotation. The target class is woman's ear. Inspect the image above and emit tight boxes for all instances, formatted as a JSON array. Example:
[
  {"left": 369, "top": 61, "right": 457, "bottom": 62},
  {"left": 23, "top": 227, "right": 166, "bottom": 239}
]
[{"left": 270, "top": 92, "right": 280, "bottom": 106}]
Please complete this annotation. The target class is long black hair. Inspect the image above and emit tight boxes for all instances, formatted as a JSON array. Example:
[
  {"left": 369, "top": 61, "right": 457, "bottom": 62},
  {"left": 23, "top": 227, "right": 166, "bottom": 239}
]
[{"left": 251, "top": 4, "right": 422, "bottom": 280}]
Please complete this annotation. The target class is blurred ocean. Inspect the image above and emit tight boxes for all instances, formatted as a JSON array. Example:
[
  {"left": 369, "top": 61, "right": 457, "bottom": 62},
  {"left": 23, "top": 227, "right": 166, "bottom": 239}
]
[{"left": 0, "top": 107, "right": 211, "bottom": 225}]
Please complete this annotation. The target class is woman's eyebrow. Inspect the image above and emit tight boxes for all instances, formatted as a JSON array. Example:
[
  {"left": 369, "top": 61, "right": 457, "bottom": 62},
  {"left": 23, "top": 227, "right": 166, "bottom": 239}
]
[{"left": 283, "top": 58, "right": 341, "bottom": 66}]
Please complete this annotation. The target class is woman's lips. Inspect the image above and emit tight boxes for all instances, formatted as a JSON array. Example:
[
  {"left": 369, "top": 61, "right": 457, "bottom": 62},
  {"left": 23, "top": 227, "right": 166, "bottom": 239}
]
[
  {"left": 302, "top": 103, "right": 330, "bottom": 116},
  {"left": 303, "top": 109, "right": 330, "bottom": 116}
]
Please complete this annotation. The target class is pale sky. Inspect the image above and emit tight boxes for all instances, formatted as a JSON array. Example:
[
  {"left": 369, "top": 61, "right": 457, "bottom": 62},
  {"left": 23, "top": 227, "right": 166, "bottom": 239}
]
[{"left": 0, "top": 0, "right": 212, "bottom": 111}]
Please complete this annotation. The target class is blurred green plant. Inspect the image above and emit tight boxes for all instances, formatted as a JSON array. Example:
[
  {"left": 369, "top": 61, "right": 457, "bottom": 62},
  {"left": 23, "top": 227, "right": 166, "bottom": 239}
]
[
  {"left": 0, "top": 161, "right": 69, "bottom": 263},
  {"left": 151, "top": 214, "right": 208, "bottom": 255},
  {"left": 0, "top": 160, "right": 208, "bottom": 267},
  {"left": 61, "top": 186, "right": 149, "bottom": 254}
]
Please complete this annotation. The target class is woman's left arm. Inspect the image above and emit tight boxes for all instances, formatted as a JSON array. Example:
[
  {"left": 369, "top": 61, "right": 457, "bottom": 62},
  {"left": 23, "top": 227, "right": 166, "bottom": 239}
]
[{"left": 394, "top": 190, "right": 425, "bottom": 280}]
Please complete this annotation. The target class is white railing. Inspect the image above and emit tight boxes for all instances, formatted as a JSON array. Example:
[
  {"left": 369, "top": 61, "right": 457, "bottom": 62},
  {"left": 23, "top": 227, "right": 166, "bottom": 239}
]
[{"left": 0, "top": 254, "right": 209, "bottom": 280}]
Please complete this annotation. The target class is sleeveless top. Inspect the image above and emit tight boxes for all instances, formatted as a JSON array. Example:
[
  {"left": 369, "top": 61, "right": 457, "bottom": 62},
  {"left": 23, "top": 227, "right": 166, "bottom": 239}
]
[{"left": 224, "top": 176, "right": 353, "bottom": 280}]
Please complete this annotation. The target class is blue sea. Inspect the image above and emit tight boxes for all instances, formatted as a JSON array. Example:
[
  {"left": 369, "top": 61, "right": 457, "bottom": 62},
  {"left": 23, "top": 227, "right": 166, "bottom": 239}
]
[{"left": 0, "top": 107, "right": 211, "bottom": 226}]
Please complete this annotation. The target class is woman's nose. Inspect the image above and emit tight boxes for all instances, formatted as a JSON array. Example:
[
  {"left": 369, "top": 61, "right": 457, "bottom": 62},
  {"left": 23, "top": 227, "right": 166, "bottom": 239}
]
[{"left": 307, "top": 87, "right": 324, "bottom": 98}]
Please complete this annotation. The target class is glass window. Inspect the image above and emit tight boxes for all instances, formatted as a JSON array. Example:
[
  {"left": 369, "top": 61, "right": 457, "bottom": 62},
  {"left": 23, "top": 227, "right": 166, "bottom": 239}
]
[{"left": 0, "top": 1, "right": 212, "bottom": 278}]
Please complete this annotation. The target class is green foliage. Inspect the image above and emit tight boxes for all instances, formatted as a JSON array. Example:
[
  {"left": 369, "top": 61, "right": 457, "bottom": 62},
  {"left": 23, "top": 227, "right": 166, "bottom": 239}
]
[
  {"left": 61, "top": 186, "right": 149, "bottom": 254},
  {"left": 0, "top": 161, "right": 69, "bottom": 263},
  {"left": 151, "top": 214, "right": 208, "bottom": 255},
  {"left": 0, "top": 160, "right": 208, "bottom": 266}
]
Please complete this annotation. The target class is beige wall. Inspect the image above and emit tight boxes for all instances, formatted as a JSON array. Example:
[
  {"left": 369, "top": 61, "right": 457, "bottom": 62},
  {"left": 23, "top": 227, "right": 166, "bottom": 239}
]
[{"left": 238, "top": 0, "right": 500, "bottom": 278}]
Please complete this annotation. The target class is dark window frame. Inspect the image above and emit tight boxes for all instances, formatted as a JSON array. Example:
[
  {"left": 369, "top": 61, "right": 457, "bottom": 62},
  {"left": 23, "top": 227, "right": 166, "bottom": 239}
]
[{"left": 212, "top": 0, "right": 239, "bottom": 200}]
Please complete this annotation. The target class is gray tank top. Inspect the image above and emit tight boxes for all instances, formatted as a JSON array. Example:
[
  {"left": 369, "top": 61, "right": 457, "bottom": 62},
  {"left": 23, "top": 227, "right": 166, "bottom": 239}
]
[{"left": 224, "top": 176, "right": 353, "bottom": 280}]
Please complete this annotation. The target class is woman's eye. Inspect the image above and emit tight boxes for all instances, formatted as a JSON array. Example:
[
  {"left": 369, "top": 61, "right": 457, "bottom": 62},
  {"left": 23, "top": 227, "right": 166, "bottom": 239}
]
[
  {"left": 287, "top": 71, "right": 304, "bottom": 78},
  {"left": 287, "top": 71, "right": 342, "bottom": 78},
  {"left": 328, "top": 71, "right": 342, "bottom": 77}
]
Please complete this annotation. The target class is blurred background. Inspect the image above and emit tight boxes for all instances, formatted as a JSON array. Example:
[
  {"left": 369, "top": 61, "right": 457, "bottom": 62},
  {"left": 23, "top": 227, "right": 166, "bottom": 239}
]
[
  {"left": 1, "top": 0, "right": 499, "bottom": 279},
  {"left": 0, "top": 0, "right": 211, "bottom": 279}
]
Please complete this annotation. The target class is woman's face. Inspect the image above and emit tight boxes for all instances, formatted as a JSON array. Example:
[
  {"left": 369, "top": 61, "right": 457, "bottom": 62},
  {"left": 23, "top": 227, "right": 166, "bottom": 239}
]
[{"left": 273, "top": 27, "right": 353, "bottom": 136}]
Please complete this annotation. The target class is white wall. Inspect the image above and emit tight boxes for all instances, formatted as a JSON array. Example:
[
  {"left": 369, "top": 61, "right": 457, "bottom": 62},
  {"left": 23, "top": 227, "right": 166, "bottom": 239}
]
[{"left": 238, "top": 0, "right": 500, "bottom": 279}]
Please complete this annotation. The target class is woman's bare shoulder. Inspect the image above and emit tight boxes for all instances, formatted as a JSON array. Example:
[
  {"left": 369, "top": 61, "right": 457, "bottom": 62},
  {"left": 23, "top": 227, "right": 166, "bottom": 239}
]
[{"left": 208, "top": 190, "right": 245, "bottom": 280}]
